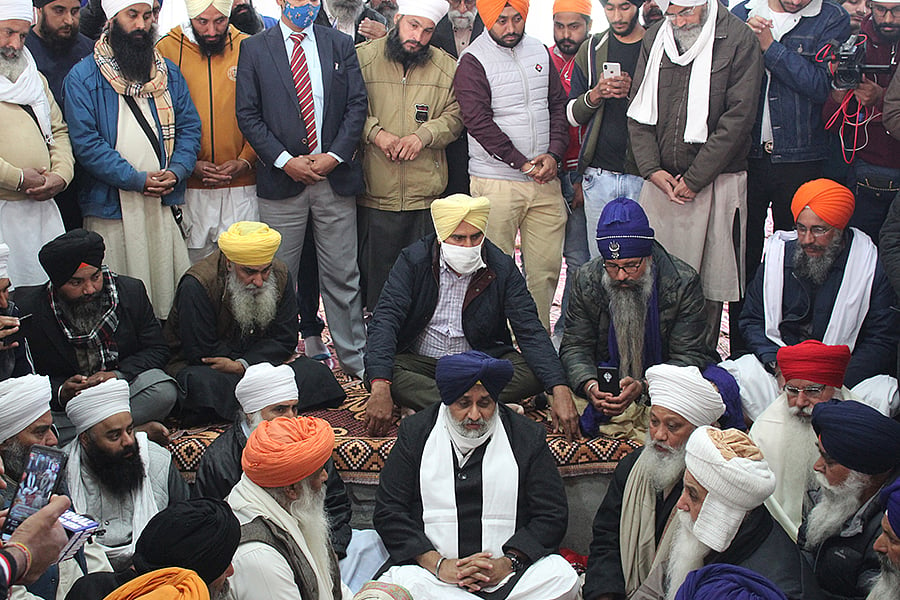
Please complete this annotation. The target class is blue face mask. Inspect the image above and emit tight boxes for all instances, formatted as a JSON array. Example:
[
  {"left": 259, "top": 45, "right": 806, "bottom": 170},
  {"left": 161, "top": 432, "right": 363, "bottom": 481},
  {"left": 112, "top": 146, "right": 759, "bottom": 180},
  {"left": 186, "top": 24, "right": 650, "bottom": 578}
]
[{"left": 283, "top": 1, "right": 320, "bottom": 30}]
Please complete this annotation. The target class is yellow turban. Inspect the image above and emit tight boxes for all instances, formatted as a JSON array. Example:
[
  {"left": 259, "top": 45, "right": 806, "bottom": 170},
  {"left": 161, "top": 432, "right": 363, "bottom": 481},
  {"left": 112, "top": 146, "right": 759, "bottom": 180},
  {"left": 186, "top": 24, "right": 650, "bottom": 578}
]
[
  {"left": 184, "top": 0, "right": 233, "bottom": 19},
  {"left": 477, "top": 0, "right": 529, "bottom": 29},
  {"left": 103, "top": 568, "right": 209, "bottom": 600},
  {"left": 431, "top": 194, "right": 491, "bottom": 241},
  {"left": 553, "top": 0, "right": 592, "bottom": 16},
  {"left": 217, "top": 221, "right": 282, "bottom": 266}
]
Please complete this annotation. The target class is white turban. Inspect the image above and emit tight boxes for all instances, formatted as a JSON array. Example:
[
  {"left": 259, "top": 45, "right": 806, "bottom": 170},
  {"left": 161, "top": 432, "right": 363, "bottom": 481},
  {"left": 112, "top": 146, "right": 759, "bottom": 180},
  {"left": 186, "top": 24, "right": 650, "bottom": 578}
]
[
  {"left": 646, "top": 364, "right": 725, "bottom": 427},
  {"left": 684, "top": 427, "right": 776, "bottom": 552},
  {"left": 184, "top": 0, "right": 233, "bottom": 19},
  {"left": 235, "top": 363, "right": 298, "bottom": 415},
  {"left": 101, "top": 0, "right": 151, "bottom": 20},
  {"left": 0, "top": 0, "right": 34, "bottom": 24},
  {"left": 655, "top": 0, "right": 707, "bottom": 12},
  {"left": 0, "top": 375, "right": 51, "bottom": 443},
  {"left": 66, "top": 378, "right": 131, "bottom": 435},
  {"left": 397, "top": 0, "right": 448, "bottom": 25},
  {"left": 0, "top": 244, "right": 9, "bottom": 280}
]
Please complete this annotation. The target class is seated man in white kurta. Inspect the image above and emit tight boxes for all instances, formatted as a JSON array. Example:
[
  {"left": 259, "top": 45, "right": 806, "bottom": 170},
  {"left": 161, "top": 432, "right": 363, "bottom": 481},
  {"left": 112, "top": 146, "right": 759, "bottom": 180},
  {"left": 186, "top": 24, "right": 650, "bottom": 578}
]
[{"left": 370, "top": 350, "right": 579, "bottom": 600}]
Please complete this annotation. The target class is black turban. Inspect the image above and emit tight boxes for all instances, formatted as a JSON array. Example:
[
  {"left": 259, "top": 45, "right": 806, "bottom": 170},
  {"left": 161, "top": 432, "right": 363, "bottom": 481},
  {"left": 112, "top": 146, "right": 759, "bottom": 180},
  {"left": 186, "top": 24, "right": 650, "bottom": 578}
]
[
  {"left": 435, "top": 350, "right": 514, "bottom": 405},
  {"left": 38, "top": 229, "right": 105, "bottom": 287},
  {"left": 812, "top": 400, "right": 900, "bottom": 475},
  {"left": 133, "top": 498, "right": 240, "bottom": 584}
]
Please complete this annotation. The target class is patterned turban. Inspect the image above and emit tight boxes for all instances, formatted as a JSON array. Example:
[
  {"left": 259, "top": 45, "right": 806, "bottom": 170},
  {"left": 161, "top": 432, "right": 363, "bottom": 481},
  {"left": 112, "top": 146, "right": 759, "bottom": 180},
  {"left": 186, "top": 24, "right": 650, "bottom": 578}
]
[
  {"left": 791, "top": 179, "right": 855, "bottom": 229},
  {"left": 103, "top": 568, "right": 209, "bottom": 600},
  {"left": 477, "top": 0, "right": 528, "bottom": 29},
  {"left": 217, "top": 222, "right": 282, "bottom": 266},
  {"left": 66, "top": 378, "right": 130, "bottom": 435},
  {"left": 39, "top": 229, "right": 105, "bottom": 288},
  {"left": 812, "top": 400, "right": 900, "bottom": 475},
  {"left": 777, "top": 340, "right": 851, "bottom": 388},
  {"left": 553, "top": 0, "right": 592, "bottom": 16},
  {"left": 646, "top": 364, "right": 725, "bottom": 428},
  {"left": 675, "top": 564, "right": 788, "bottom": 600},
  {"left": 431, "top": 194, "right": 490, "bottom": 241},
  {"left": 353, "top": 582, "right": 414, "bottom": 600},
  {"left": 435, "top": 350, "right": 514, "bottom": 405},
  {"left": 595, "top": 197, "right": 654, "bottom": 260},
  {"left": 184, "top": 0, "right": 232, "bottom": 18},
  {"left": 0, "top": 374, "right": 51, "bottom": 443},
  {"left": 242, "top": 416, "right": 335, "bottom": 488}
]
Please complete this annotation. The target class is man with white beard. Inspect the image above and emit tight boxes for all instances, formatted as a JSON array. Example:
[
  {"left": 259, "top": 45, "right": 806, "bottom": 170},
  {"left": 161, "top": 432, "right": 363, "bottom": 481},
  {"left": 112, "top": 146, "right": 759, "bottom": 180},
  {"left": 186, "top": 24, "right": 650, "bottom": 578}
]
[
  {"left": 321, "top": 0, "right": 388, "bottom": 43},
  {"left": 164, "top": 221, "right": 344, "bottom": 425},
  {"left": 430, "top": 0, "right": 482, "bottom": 58},
  {"left": 799, "top": 400, "right": 900, "bottom": 600},
  {"left": 633, "top": 427, "right": 821, "bottom": 600},
  {"left": 868, "top": 478, "right": 900, "bottom": 600},
  {"left": 561, "top": 197, "right": 716, "bottom": 442},
  {"left": 227, "top": 416, "right": 353, "bottom": 600},
  {"left": 583, "top": 363, "right": 726, "bottom": 600}
]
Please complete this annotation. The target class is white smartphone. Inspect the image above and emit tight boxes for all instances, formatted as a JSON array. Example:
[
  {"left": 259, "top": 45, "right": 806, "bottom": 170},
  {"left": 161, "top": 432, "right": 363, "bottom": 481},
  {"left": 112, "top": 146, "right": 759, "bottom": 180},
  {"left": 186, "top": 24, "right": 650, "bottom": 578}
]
[{"left": 602, "top": 62, "right": 622, "bottom": 79}]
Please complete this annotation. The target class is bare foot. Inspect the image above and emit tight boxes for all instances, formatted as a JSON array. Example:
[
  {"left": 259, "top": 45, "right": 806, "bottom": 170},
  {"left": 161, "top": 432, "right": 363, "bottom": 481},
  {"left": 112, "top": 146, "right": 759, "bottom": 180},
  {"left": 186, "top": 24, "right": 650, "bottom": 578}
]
[{"left": 136, "top": 421, "right": 171, "bottom": 446}]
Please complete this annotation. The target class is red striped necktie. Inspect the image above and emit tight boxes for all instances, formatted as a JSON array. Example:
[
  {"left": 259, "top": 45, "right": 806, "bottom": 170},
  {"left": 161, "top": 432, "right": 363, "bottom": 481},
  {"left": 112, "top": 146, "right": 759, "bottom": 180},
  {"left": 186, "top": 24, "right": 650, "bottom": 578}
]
[{"left": 289, "top": 32, "right": 318, "bottom": 153}]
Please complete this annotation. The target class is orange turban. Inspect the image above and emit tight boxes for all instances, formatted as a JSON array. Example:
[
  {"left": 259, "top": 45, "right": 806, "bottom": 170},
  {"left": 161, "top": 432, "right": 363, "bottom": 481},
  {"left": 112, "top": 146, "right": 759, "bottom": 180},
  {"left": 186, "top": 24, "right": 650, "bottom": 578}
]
[
  {"left": 477, "top": 0, "right": 530, "bottom": 29},
  {"left": 241, "top": 416, "right": 335, "bottom": 488},
  {"left": 553, "top": 0, "right": 592, "bottom": 16},
  {"left": 790, "top": 179, "right": 855, "bottom": 229},
  {"left": 103, "top": 568, "right": 208, "bottom": 600}
]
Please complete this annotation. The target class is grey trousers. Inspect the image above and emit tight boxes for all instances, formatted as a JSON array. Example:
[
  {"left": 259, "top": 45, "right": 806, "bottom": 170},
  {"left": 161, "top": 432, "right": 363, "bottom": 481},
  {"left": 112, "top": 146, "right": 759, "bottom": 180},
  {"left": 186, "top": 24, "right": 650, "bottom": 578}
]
[
  {"left": 391, "top": 351, "right": 543, "bottom": 410},
  {"left": 52, "top": 368, "right": 178, "bottom": 446},
  {"left": 257, "top": 181, "right": 367, "bottom": 379}
]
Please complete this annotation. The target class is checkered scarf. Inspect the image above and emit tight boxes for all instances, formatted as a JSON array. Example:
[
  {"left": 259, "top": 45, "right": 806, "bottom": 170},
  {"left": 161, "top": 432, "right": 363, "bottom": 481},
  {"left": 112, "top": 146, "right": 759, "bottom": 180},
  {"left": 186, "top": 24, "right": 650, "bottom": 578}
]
[
  {"left": 93, "top": 29, "right": 175, "bottom": 162},
  {"left": 49, "top": 267, "right": 120, "bottom": 372}
]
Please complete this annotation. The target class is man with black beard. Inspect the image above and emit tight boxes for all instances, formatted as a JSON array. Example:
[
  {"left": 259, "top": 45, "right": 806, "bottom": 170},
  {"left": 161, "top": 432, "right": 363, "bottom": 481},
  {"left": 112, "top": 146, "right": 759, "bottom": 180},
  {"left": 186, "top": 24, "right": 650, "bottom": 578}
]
[
  {"left": 228, "top": 0, "right": 274, "bottom": 34},
  {"left": 583, "top": 364, "right": 726, "bottom": 600},
  {"left": 642, "top": 0, "right": 663, "bottom": 24},
  {"left": 799, "top": 400, "right": 900, "bottom": 600},
  {"left": 736, "top": 179, "right": 899, "bottom": 421},
  {"left": 164, "top": 221, "right": 345, "bottom": 425},
  {"left": 157, "top": 0, "right": 260, "bottom": 264},
  {"left": 17, "top": 229, "right": 177, "bottom": 446},
  {"left": 356, "top": 0, "right": 462, "bottom": 310},
  {"left": 62, "top": 378, "right": 188, "bottom": 571},
  {"left": 868, "top": 479, "right": 900, "bottom": 600},
  {"left": 560, "top": 197, "right": 716, "bottom": 442},
  {"left": 25, "top": 0, "right": 93, "bottom": 105}
]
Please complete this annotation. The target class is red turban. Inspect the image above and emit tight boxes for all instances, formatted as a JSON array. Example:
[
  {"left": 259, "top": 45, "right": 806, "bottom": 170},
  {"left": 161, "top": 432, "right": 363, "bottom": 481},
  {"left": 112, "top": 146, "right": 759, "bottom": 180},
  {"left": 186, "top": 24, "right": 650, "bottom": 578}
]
[
  {"left": 553, "top": 0, "right": 592, "bottom": 16},
  {"left": 477, "top": 0, "right": 530, "bottom": 29},
  {"left": 790, "top": 179, "right": 855, "bottom": 229},
  {"left": 776, "top": 340, "right": 851, "bottom": 388},
  {"left": 241, "top": 417, "right": 335, "bottom": 488}
]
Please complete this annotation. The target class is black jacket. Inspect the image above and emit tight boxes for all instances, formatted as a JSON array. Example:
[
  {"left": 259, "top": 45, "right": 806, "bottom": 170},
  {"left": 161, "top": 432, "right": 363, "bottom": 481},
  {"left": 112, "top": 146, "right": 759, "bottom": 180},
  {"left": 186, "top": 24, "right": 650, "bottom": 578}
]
[
  {"left": 374, "top": 402, "right": 567, "bottom": 567},
  {"left": 365, "top": 234, "right": 567, "bottom": 390},
  {"left": 16, "top": 276, "right": 169, "bottom": 410},
  {"left": 878, "top": 194, "right": 900, "bottom": 375},
  {"left": 192, "top": 423, "right": 353, "bottom": 557},
  {"left": 429, "top": 14, "right": 484, "bottom": 59}
]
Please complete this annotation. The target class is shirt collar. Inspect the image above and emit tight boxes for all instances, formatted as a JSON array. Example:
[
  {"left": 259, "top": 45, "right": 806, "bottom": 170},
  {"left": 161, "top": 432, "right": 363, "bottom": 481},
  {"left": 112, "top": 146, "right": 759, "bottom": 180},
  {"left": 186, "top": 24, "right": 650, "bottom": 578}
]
[{"left": 279, "top": 19, "right": 316, "bottom": 45}]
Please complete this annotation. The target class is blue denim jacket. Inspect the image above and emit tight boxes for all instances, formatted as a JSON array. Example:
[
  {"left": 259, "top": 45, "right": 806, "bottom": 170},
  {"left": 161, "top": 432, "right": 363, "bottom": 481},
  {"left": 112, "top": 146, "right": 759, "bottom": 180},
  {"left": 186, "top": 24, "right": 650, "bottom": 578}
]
[
  {"left": 63, "top": 55, "right": 201, "bottom": 219},
  {"left": 732, "top": 0, "right": 850, "bottom": 163}
]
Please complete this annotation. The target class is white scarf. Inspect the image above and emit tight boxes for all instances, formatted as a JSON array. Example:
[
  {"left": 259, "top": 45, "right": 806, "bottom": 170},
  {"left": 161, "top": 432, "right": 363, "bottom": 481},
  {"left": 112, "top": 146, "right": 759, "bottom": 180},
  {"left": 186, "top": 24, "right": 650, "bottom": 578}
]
[
  {"left": 420, "top": 405, "right": 518, "bottom": 565},
  {"left": 0, "top": 47, "right": 54, "bottom": 145},
  {"left": 627, "top": 0, "right": 718, "bottom": 143},
  {"left": 65, "top": 432, "right": 159, "bottom": 565},
  {"left": 762, "top": 227, "right": 877, "bottom": 351},
  {"left": 227, "top": 473, "right": 335, "bottom": 600}
]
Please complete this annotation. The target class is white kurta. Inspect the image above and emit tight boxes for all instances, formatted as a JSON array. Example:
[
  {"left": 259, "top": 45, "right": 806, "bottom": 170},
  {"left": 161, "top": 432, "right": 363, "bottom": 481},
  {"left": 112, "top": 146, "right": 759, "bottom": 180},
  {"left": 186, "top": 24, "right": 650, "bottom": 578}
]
[
  {"left": 0, "top": 198, "right": 63, "bottom": 286},
  {"left": 183, "top": 184, "right": 258, "bottom": 264}
]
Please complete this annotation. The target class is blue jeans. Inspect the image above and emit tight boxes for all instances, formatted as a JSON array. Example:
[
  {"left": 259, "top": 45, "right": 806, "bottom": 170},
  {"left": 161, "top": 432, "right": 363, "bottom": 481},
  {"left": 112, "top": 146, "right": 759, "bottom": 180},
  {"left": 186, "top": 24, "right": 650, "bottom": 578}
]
[
  {"left": 581, "top": 167, "right": 644, "bottom": 259},
  {"left": 847, "top": 158, "right": 900, "bottom": 245},
  {"left": 556, "top": 171, "right": 590, "bottom": 334}
]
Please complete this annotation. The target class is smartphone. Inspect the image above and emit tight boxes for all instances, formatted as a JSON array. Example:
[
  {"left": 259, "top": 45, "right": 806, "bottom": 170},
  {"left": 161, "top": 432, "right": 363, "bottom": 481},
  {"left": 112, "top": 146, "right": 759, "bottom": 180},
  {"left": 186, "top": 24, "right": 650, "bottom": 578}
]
[
  {"left": 0, "top": 314, "right": 30, "bottom": 347},
  {"left": 596, "top": 366, "right": 620, "bottom": 395},
  {"left": 1, "top": 445, "right": 67, "bottom": 541},
  {"left": 602, "top": 62, "right": 622, "bottom": 79}
]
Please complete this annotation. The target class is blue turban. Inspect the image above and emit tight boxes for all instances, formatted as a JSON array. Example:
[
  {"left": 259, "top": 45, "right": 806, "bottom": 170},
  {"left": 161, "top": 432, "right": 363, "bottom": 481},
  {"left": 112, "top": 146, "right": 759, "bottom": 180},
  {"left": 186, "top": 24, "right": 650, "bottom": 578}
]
[
  {"left": 435, "top": 351, "right": 514, "bottom": 405},
  {"left": 595, "top": 197, "right": 655, "bottom": 260},
  {"left": 880, "top": 477, "right": 900, "bottom": 538},
  {"left": 812, "top": 400, "right": 900, "bottom": 475},
  {"left": 702, "top": 364, "right": 745, "bottom": 431},
  {"left": 675, "top": 564, "right": 788, "bottom": 600}
]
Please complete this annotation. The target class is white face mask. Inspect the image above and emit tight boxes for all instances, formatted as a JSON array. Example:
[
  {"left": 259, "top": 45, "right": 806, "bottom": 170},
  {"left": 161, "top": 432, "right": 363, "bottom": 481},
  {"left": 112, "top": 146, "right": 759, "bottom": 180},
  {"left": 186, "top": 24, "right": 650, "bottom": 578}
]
[{"left": 440, "top": 241, "right": 486, "bottom": 275}]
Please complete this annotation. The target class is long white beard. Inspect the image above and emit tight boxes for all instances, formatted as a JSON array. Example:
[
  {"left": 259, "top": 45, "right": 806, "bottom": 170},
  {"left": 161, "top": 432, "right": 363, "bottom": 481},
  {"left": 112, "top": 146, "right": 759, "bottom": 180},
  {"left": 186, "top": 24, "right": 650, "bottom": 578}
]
[
  {"left": 448, "top": 8, "right": 476, "bottom": 30},
  {"left": 642, "top": 435, "right": 687, "bottom": 493},
  {"left": 226, "top": 271, "right": 279, "bottom": 335},
  {"left": 665, "top": 511, "right": 711, "bottom": 600},
  {"left": 0, "top": 51, "right": 28, "bottom": 83},
  {"left": 290, "top": 479, "right": 332, "bottom": 581},
  {"left": 868, "top": 553, "right": 900, "bottom": 600},
  {"left": 804, "top": 470, "right": 870, "bottom": 548},
  {"left": 773, "top": 399, "right": 821, "bottom": 491}
]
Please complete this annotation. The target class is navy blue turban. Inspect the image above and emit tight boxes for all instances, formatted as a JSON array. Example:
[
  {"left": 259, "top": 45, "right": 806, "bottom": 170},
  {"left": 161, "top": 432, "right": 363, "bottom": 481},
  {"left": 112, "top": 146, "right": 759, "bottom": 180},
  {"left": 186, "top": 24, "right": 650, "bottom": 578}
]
[
  {"left": 881, "top": 477, "right": 900, "bottom": 538},
  {"left": 595, "top": 197, "right": 655, "bottom": 260},
  {"left": 812, "top": 400, "right": 900, "bottom": 475},
  {"left": 675, "top": 564, "right": 788, "bottom": 600},
  {"left": 702, "top": 364, "right": 745, "bottom": 431},
  {"left": 435, "top": 351, "right": 514, "bottom": 405}
]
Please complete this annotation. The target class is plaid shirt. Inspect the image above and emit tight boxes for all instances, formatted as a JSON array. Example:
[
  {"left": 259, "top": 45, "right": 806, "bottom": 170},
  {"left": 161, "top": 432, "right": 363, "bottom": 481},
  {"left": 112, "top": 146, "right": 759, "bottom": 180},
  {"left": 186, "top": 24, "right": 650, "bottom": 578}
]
[{"left": 412, "top": 261, "right": 474, "bottom": 358}]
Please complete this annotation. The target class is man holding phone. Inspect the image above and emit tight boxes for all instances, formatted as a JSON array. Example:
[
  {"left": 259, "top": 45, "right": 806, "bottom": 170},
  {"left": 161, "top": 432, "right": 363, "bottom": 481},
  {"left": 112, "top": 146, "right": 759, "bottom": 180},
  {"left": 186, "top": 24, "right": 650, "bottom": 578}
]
[{"left": 0, "top": 244, "right": 35, "bottom": 382}]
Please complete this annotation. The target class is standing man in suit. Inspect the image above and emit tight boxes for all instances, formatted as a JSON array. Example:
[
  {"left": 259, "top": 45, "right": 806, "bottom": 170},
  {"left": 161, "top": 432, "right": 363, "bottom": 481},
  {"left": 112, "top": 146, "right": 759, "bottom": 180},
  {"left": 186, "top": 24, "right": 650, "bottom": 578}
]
[{"left": 236, "top": 0, "right": 368, "bottom": 380}]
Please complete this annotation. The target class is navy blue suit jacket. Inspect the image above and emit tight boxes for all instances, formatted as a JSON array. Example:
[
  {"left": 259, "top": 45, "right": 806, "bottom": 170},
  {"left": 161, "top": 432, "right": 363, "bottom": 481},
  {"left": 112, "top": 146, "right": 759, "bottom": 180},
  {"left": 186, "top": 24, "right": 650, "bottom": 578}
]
[{"left": 235, "top": 23, "right": 366, "bottom": 199}]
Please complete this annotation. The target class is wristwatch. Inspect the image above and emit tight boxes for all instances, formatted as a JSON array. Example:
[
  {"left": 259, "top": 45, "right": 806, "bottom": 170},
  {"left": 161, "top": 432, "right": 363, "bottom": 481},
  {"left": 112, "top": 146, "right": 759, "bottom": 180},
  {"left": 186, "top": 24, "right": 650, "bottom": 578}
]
[
  {"left": 547, "top": 151, "right": 563, "bottom": 172},
  {"left": 504, "top": 551, "right": 525, "bottom": 573}
]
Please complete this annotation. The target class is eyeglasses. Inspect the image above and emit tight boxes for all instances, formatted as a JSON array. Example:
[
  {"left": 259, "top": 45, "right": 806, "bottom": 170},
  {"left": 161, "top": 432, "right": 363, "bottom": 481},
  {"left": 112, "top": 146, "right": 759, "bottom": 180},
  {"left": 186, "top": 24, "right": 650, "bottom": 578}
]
[
  {"left": 795, "top": 223, "right": 833, "bottom": 238},
  {"left": 869, "top": 3, "right": 900, "bottom": 18},
  {"left": 665, "top": 6, "right": 697, "bottom": 20},
  {"left": 783, "top": 383, "right": 827, "bottom": 398},
  {"left": 603, "top": 257, "right": 644, "bottom": 275}
]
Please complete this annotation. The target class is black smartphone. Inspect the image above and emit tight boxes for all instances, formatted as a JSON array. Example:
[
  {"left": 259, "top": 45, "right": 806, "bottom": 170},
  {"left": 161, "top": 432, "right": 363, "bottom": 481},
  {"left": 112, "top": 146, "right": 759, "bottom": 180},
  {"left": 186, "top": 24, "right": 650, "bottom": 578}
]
[
  {"left": 0, "top": 314, "right": 30, "bottom": 347},
  {"left": 596, "top": 366, "right": 620, "bottom": 395},
  {"left": 1, "top": 445, "right": 67, "bottom": 541}
]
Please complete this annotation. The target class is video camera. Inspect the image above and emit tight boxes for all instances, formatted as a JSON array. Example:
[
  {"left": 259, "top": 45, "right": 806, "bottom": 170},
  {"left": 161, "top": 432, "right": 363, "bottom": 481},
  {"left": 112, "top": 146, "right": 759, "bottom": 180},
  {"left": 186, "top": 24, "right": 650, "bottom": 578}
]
[{"left": 832, "top": 35, "right": 894, "bottom": 90}]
